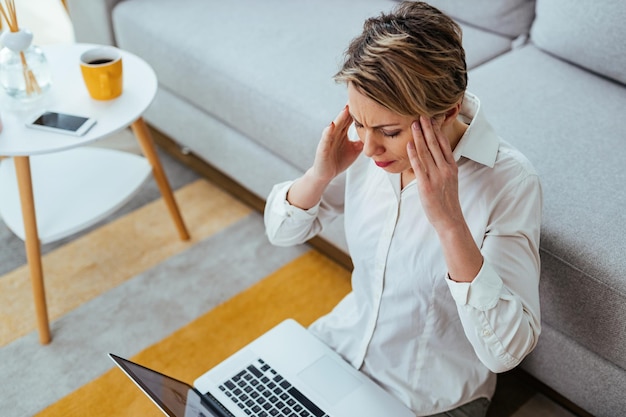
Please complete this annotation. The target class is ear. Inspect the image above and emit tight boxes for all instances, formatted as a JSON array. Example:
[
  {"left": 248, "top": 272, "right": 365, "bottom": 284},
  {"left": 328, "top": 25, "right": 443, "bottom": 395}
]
[
  {"left": 442, "top": 101, "right": 462, "bottom": 126},
  {"left": 441, "top": 101, "right": 461, "bottom": 125}
]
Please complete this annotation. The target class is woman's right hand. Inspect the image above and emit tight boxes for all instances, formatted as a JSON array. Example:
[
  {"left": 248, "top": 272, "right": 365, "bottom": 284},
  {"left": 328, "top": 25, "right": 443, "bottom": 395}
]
[
  {"left": 286, "top": 105, "right": 362, "bottom": 210},
  {"left": 311, "top": 105, "right": 363, "bottom": 183}
]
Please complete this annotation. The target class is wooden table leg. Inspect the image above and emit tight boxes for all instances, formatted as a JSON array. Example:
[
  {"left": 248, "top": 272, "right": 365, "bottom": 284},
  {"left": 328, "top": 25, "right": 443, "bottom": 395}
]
[
  {"left": 131, "top": 118, "right": 190, "bottom": 241},
  {"left": 13, "top": 156, "right": 51, "bottom": 345}
]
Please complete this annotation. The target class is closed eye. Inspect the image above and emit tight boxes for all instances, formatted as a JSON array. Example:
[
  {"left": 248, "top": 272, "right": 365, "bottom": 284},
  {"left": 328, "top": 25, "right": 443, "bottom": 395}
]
[
  {"left": 352, "top": 117, "right": 400, "bottom": 138},
  {"left": 382, "top": 129, "right": 401, "bottom": 138}
]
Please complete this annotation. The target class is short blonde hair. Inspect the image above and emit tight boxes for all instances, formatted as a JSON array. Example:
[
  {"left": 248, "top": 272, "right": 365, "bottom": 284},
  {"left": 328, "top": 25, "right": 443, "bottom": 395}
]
[{"left": 335, "top": 1, "right": 467, "bottom": 118}]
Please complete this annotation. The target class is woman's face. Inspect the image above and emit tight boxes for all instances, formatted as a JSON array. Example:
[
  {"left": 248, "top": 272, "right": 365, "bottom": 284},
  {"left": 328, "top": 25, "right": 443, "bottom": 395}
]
[{"left": 347, "top": 83, "right": 416, "bottom": 175}]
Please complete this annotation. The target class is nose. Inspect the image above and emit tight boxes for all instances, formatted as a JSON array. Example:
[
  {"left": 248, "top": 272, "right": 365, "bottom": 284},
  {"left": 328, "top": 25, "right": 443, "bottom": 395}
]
[{"left": 361, "top": 131, "right": 383, "bottom": 157}]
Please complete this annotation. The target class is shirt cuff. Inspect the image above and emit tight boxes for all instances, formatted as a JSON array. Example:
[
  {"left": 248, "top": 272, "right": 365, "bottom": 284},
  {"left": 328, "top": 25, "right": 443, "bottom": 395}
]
[
  {"left": 280, "top": 197, "right": 320, "bottom": 219},
  {"left": 446, "top": 261, "right": 503, "bottom": 311},
  {"left": 269, "top": 180, "right": 320, "bottom": 220}
]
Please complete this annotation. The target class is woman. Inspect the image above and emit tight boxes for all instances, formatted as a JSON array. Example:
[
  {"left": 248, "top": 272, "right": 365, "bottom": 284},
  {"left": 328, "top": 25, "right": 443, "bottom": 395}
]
[{"left": 264, "top": 2, "right": 542, "bottom": 416}]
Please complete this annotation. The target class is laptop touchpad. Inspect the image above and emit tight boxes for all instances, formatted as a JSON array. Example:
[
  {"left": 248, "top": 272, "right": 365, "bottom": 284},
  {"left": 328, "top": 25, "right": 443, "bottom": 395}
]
[{"left": 297, "top": 355, "right": 361, "bottom": 405}]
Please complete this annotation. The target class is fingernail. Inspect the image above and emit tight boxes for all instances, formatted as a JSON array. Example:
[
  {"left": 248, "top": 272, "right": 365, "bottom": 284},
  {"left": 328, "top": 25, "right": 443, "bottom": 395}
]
[{"left": 412, "top": 121, "right": 420, "bottom": 130}]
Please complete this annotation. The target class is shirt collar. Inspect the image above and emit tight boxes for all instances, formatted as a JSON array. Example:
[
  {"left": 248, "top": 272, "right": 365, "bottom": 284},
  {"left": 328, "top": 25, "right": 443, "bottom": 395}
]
[{"left": 452, "top": 92, "right": 499, "bottom": 168}]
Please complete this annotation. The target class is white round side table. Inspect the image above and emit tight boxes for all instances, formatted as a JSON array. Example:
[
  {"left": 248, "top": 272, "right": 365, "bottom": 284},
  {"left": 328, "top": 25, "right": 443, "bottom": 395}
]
[{"left": 0, "top": 43, "right": 190, "bottom": 345}]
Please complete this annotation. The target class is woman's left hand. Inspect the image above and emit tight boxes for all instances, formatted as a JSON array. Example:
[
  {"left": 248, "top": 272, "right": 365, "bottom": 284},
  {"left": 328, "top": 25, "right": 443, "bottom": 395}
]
[
  {"left": 406, "top": 116, "right": 464, "bottom": 235},
  {"left": 407, "top": 116, "right": 484, "bottom": 282}
]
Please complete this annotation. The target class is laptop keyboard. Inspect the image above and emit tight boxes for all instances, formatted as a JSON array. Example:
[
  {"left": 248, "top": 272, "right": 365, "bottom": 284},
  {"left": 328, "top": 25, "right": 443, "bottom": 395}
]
[{"left": 219, "top": 358, "right": 328, "bottom": 417}]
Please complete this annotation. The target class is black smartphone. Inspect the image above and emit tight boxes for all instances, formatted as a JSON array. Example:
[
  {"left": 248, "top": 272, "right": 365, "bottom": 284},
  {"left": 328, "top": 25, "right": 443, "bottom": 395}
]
[{"left": 25, "top": 111, "right": 97, "bottom": 136}]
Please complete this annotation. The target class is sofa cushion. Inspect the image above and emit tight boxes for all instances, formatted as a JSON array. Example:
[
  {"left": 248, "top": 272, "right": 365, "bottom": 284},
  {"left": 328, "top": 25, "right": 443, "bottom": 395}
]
[
  {"left": 457, "top": 24, "right": 512, "bottom": 68},
  {"left": 112, "top": 0, "right": 513, "bottom": 177},
  {"left": 522, "top": 323, "right": 626, "bottom": 417},
  {"left": 467, "top": 45, "right": 626, "bottom": 371},
  {"left": 531, "top": 0, "right": 626, "bottom": 85},
  {"left": 113, "top": 0, "right": 394, "bottom": 174},
  {"left": 423, "top": 0, "right": 536, "bottom": 38}
]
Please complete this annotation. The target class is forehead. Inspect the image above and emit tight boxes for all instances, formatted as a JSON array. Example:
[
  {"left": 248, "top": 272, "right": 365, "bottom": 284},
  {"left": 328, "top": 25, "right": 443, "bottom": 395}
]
[{"left": 347, "top": 84, "right": 409, "bottom": 126}]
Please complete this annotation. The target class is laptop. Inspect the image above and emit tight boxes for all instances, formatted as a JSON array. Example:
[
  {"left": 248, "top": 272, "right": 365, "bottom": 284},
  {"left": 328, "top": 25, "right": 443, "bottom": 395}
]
[{"left": 110, "top": 318, "right": 414, "bottom": 417}]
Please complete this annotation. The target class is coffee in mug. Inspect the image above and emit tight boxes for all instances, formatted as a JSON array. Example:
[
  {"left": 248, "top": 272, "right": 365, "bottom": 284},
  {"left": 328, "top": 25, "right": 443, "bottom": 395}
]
[
  {"left": 80, "top": 47, "right": 123, "bottom": 100},
  {"left": 88, "top": 58, "right": 114, "bottom": 65}
]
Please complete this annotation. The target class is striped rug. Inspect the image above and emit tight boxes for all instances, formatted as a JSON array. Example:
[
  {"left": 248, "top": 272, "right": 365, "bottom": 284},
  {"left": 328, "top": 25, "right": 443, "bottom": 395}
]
[
  {"left": 35, "top": 249, "right": 350, "bottom": 417},
  {"left": 0, "top": 150, "right": 575, "bottom": 417}
]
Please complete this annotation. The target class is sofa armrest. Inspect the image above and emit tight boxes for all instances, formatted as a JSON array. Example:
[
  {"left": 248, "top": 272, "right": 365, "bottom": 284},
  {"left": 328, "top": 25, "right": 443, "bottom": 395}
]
[{"left": 65, "top": 0, "right": 125, "bottom": 45}]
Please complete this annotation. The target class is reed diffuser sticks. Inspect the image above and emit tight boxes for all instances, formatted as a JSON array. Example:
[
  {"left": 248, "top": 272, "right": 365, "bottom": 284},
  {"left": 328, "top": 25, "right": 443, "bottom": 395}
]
[{"left": 0, "top": 0, "right": 41, "bottom": 95}]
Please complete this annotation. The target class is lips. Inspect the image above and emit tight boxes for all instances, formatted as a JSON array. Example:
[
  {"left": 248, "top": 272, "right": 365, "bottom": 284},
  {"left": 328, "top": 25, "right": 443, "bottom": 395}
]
[{"left": 374, "top": 160, "right": 394, "bottom": 168}]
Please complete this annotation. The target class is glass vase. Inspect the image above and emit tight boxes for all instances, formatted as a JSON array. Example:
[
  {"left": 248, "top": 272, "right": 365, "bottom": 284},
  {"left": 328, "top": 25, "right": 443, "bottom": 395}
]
[{"left": 0, "top": 29, "right": 51, "bottom": 102}]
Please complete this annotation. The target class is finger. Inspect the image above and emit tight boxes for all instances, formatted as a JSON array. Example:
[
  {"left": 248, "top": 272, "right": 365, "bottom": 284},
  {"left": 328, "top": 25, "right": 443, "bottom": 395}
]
[
  {"left": 407, "top": 139, "right": 422, "bottom": 174},
  {"left": 429, "top": 116, "right": 455, "bottom": 165},
  {"left": 322, "top": 120, "right": 335, "bottom": 139},
  {"left": 334, "top": 108, "right": 355, "bottom": 146},
  {"left": 323, "top": 108, "right": 353, "bottom": 148},
  {"left": 323, "top": 107, "right": 350, "bottom": 145},
  {"left": 412, "top": 120, "right": 436, "bottom": 174},
  {"left": 333, "top": 105, "right": 352, "bottom": 130},
  {"left": 419, "top": 116, "right": 447, "bottom": 168}
]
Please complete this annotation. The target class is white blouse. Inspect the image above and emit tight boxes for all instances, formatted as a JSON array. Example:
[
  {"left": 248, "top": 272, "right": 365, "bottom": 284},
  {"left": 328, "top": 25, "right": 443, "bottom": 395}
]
[{"left": 264, "top": 93, "right": 542, "bottom": 416}]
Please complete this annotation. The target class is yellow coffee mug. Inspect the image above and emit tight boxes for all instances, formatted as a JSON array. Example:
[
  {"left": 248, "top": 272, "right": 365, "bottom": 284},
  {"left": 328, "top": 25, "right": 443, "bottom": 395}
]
[{"left": 79, "top": 47, "right": 123, "bottom": 100}]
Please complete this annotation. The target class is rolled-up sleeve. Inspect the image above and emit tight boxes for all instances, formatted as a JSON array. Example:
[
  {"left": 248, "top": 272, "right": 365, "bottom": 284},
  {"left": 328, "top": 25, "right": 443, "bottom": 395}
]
[
  {"left": 264, "top": 175, "right": 346, "bottom": 247},
  {"left": 446, "top": 173, "right": 542, "bottom": 373},
  {"left": 264, "top": 180, "right": 322, "bottom": 246}
]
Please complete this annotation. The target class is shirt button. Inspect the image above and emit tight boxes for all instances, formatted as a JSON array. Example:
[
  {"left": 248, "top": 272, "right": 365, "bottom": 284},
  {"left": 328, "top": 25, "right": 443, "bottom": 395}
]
[{"left": 482, "top": 329, "right": 492, "bottom": 337}]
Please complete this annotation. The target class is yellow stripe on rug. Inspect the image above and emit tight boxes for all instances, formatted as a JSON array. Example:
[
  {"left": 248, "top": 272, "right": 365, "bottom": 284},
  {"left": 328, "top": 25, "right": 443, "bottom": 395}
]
[
  {"left": 0, "top": 179, "right": 251, "bottom": 347},
  {"left": 36, "top": 250, "right": 351, "bottom": 417}
]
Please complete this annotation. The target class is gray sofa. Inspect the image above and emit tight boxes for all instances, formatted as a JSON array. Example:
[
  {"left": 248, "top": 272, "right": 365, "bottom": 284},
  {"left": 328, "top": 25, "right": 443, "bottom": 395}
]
[{"left": 66, "top": 1, "right": 626, "bottom": 415}]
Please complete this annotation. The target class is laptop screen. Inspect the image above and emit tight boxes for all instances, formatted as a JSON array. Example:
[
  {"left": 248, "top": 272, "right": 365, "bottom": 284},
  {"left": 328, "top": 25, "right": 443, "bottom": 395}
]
[{"left": 110, "top": 354, "right": 219, "bottom": 417}]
